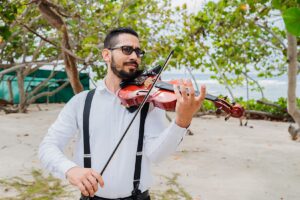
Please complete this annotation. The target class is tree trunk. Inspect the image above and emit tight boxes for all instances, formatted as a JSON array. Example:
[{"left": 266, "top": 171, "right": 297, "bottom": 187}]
[
  {"left": 17, "top": 69, "right": 26, "bottom": 113},
  {"left": 7, "top": 79, "right": 14, "bottom": 103},
  {"left": 287, "top": 33, "right": 300, "bottom": 139},
  {"left": 37, "top": 0, "right": 83, "bottom": 94},
  {"left": 61, "top": 25, "right": 84, "bottom": 93}
]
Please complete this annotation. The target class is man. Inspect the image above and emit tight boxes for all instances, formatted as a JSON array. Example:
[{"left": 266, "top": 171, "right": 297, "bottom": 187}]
[{"left": 39, "top": 27, "right": 206, "bottom": 199}]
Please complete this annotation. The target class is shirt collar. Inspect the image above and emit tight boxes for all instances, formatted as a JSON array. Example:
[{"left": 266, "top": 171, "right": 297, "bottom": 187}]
[
  {"left": 96, "top": 78, "right": 118, "bottom": 96},
  {"left": 96, "top": 79, "right": 107, "bottom": 92}
]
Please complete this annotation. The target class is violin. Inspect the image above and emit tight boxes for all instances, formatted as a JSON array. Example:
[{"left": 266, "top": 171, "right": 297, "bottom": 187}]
[{"left": 117, "top": 66, "right": 244, "bottom": 119}]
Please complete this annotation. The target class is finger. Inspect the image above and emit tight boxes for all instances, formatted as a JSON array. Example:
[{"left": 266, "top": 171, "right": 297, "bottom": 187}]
[
  {"left": 183, "top": 79, "right": 191, "bottom": 96},
  {"left": 186, "top": 79, "right": 195, "bottom": 99},
  {"left": 91, "top": 170, "right": 105, "bottom": 188},
  {"left": 83, "top": 179, "right": 95, "bottom": 197},
  {"left": 87, "top": 175, "right": 98, "bottom": 193},
  {"left": 185, "top": 79, "right": 193, "bottom": 86},
  {"left": 179, "top": 79, "right": 188, "bottom": 100},
  {"left": 173, "top": 84, "right": 182, "bottom": 100},
  {"left": 78, "top": 182, "right": 89, "bottom": 197},
  {"left": 196, "top": 84, "right": 206, "bottom": 103}
]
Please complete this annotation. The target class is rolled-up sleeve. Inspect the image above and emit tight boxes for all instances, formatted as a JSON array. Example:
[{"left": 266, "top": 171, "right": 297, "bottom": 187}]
[
  {"left": 144, "top": 108, "right": 187, "bottom": 163},
  {"left": 38, "top": 91, "right": 87, "bottom": 179}
]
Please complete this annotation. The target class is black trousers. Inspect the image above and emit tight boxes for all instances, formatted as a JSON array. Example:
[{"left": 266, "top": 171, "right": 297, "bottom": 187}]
[
  {"left": 89, "top": 196, "right": 150, "bottom": 200},
  {"left": 86, "top": 197, "right": 150, "bottom": 200},
  {"left": 80, "top": 191, "right": 150, "bottom": 200},
  {"left": 81, "top": 196, "right": 150, "bottom": 200}
]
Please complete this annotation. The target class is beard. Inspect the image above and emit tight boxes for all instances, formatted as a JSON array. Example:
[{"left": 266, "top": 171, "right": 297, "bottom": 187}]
[{"left": 110, "top": 56, "right": 143, "bottom": 80}]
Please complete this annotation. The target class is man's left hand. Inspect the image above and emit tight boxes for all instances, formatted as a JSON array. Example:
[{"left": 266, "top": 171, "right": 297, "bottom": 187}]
[{"left": 173, "top": 79, "right": 206, "bottom": 128}]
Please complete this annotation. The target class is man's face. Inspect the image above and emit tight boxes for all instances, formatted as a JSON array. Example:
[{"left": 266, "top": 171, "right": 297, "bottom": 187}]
[{"left": 108, "top": 33, "right": 143, "bottom": 80}]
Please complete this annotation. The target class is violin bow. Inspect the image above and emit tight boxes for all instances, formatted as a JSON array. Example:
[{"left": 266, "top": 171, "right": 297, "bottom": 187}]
[{"left": 185, "top": 66, "right": 200, "bottom": 94}]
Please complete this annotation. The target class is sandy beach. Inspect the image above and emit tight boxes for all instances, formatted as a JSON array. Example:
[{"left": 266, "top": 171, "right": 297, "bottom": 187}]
[{"left": 0, "top": 104, "right": 300, "bottom": 200}]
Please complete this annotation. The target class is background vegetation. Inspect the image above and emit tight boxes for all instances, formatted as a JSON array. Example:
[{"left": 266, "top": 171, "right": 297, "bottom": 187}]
[{"left": 0, "top": 0, "right": 299, "bottom": 134}]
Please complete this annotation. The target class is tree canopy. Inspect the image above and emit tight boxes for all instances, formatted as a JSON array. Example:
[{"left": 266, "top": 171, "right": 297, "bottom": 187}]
[{"left": 0, "top": 0, "right": 299, "bottom": 135}]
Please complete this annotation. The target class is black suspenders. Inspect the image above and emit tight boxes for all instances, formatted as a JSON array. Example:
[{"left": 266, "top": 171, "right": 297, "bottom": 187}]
[
  {"left": 82, "top": 89, "right": 149, "bottom": 195},
  {"left": 83, "top": 89, "right": 96, "bottom": 168},
  {"left": 132, "top": 102, "right": 149, "bottom": 196}
]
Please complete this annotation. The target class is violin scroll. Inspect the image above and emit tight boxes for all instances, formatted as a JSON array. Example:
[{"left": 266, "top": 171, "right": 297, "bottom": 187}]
[{"left": 212, "top": 97, "right": 245, "bottom": 120}]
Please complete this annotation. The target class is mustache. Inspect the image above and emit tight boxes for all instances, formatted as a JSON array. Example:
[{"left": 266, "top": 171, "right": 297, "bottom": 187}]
[{"left": 123, "top": 61, "right": 138, "bottom": 67}]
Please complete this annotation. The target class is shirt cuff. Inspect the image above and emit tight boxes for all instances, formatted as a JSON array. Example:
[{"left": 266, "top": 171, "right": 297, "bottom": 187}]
[
  {"left": 170, "top": 119, "right": 188, "bottom": 141},
  {"left": 173, "top": 119, "right": 189, "bottom": 130},
  {"left": 58, "top": 160, "right": 78, "bottom": 179}
]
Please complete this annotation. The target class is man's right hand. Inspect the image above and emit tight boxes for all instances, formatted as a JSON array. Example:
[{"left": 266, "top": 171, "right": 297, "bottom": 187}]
[{"left": 66, "top": 166, "right": 104, "bottom": 197}]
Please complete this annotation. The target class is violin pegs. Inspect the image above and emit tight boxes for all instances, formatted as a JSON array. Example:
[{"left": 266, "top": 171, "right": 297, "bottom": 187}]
[{"left": 225, "top": 113, "right": 231, "bottom": 121}]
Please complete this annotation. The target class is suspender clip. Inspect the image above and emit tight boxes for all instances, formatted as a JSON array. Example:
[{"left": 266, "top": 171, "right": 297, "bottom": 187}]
[{"left": 84, "top": 154, "right": 91, "bottom": 158}]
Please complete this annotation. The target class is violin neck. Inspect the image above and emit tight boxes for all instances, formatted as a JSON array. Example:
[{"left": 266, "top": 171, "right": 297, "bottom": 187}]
[{"left": 155, "top": 81, "right": 218, "bottom": 102}]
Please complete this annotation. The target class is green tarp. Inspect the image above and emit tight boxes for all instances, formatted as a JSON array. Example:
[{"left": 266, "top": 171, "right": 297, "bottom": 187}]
[{"left": 0, "top": 69, "right": 89, "bottom": 103}]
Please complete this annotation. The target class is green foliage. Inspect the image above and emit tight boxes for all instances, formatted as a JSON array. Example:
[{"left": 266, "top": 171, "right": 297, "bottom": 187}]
[
  {"left": 93, "top": 64, "right": 107, "bottom": 81},
  {"left": 0, "top": 0, "right": 188, "bottom": 79},
  {"left": 201, "top": 96, "right": 300, "bottom": 118},
  {"left": 283, "top": 7, "right": 300, "bottom": 36},
  {"left": 178, "top": 0, "right": 290, "bottom": 95},
  {"left": 151, "top": 173, "right": 192, "bottom": 200},
  {"left": 0, "top": 169, "right": 72, "bottom": 200},
  {"left": 1, "top": 0, "right": 299, "bottom": 108},
  {"left": 201, "top": 100, "right": 216, "bottom": 111},
  {"left": 0, "top": 1, "right": 45, "bottom": 62},
  {"left": 238, "top": 98, "right": 282, "bottom": 115},
  {"left": 0, "top": 2, "right": 18, "bottom": 40},
  {"left": 272, "top": 0, "right": 282, "bottom": 9},
  {"left": 271, "top": 0, "right": 300, "bottom": 36}
]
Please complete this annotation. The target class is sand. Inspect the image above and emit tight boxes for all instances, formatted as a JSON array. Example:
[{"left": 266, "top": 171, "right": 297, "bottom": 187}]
[{"left": 0, "top": 104, "right": 300, "bottom": 200}]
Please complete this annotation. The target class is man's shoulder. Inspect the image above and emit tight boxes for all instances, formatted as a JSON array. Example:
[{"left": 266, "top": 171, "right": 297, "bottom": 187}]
[
  {"left": 61, "top": 90, "right": 93, "bottom": 114},
  {"left": 67, "top": 90, "right": 90, "bottom": 105},
  {"left": 75, "top": 90, "right": 90, "bottom": 98}
]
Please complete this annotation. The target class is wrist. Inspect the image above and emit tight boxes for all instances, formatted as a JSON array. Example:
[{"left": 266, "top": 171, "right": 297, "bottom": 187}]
[
  {"left": 175, "top": 118, "right": 191, "bottom": 128},
  {"left": 65, "top": 166, "right": 79, "bottom": 179}
]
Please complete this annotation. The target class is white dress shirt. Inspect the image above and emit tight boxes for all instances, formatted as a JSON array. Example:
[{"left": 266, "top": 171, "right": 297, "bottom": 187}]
[{"left": 39, "top": 80, "right": 187, "bottom": 198}]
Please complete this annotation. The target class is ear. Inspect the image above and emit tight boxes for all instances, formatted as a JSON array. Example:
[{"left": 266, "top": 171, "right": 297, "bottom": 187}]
[{"left": 102, "top": 49, "right": 111, "bottom": 63}]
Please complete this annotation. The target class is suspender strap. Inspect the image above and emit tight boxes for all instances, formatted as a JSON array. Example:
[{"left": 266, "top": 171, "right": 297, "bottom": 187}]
[
  {"left": 132, "top": 103, "right": 150, "bottom": 197},
  {"left": 83, "top": 89, "right": 149, "bottom": 197},
  {"left": 83, "top": 89, "right": 96, "bottom": 168}
]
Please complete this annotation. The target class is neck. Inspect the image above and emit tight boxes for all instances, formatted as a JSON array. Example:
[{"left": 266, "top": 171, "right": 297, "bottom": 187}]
[{"left": 105, "top": 72, "right": 122, "bottom": 93}]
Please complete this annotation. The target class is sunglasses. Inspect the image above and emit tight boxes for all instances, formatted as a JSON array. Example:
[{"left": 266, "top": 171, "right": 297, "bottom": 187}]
[{"left": 109, "top": 46, "right": 145, "bottom": 58}]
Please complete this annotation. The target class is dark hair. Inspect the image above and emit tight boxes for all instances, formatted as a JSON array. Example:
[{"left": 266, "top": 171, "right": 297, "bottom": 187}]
[{"left": 104, "top": 27, "right": 139, "bottom": 48}]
